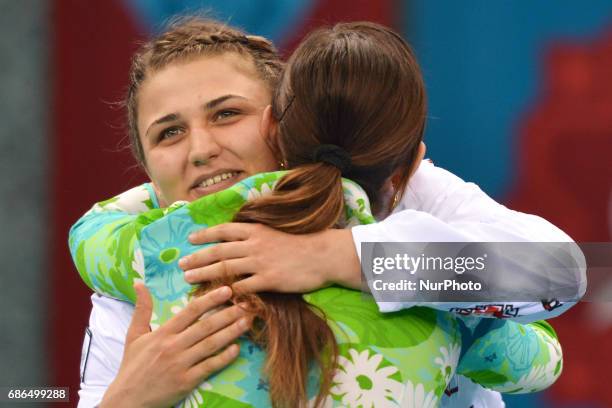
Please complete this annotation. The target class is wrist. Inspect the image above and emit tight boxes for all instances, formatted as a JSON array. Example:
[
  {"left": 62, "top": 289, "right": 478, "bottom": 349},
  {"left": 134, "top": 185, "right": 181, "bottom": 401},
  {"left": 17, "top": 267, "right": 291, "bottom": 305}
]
[
  {"left": 321, "top": 229, "right": 361, "bottom": 290},
  {"left": 100, "top": 381, "right": 148, "bottom": 408}
]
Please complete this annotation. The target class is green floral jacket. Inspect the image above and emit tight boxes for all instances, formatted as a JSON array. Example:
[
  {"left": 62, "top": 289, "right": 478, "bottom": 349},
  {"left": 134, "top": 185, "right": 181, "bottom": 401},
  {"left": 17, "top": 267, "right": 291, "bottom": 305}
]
[{"left": 69, "top": 171, "right": 562, "bottom": 407}]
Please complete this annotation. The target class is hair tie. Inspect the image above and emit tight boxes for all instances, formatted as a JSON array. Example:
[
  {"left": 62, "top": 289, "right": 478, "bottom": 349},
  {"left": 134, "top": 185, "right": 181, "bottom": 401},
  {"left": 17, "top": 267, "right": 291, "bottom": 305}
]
[{"left": 312, "top": 144, "right": 352, "bottom": 174}]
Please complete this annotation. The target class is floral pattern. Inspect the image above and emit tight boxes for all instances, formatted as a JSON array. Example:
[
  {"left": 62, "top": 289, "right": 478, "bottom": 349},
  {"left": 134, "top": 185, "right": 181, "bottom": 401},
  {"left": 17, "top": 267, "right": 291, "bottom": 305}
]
[
  {"left": 140, "top": 212, "right": 198, "bottom": 302},
  {"left": 89, "top": 184, "right": 155, "bottom": 214},
  {"left": 331, "top": 348, "right": 403, "bottom": 407},
  {"left": 179, "top": 383, "right": 212, "bottom": 408},
  {"left": 398, "top": 381, "right": 438, "bottom": 408},
  {"left": 457, "top": 320, "right": 563, "bottom": 395},
  {"left": 69, "top": 171, "right": 565, "bottom": 407},
  {"left": 179, "top": 388, "right": 205, "bottom": 408},
  {"left": 492, "top": 336, "right": 563, "bottom": 394},
  {"left": 434, "top": 344, "right": 460, "bottom": 384},
  {"left": 131, "top": 248, "right": 145, "bottom": 279},
  {"left": 246, "top": 181, "right": 273, "bottom": 201}
]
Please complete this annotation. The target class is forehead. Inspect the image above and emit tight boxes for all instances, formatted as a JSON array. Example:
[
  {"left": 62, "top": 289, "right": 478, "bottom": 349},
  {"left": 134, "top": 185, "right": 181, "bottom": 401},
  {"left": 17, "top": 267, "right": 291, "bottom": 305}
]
[{"left": 137, "top": 53, "right": 271, "bottom": 120}]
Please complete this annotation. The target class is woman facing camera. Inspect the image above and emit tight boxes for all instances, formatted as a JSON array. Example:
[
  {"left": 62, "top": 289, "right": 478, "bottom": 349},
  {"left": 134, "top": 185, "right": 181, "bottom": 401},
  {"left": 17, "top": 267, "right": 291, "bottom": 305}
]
[{"left": 71, "top": 18, "right": 579, "bottom": 408}]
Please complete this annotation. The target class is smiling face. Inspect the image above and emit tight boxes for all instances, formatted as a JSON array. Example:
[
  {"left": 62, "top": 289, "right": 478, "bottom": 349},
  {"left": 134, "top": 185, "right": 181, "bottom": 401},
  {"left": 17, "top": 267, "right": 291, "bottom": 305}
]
[{"left": 137, "top": 53, "right": 278, "bottom": 205}]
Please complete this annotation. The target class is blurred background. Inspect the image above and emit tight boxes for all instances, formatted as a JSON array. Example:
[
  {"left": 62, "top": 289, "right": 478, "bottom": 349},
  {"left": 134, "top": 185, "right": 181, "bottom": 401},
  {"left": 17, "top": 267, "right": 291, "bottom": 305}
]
[{"left": 2, "top": 0, "right": 611, "bottom": 407}]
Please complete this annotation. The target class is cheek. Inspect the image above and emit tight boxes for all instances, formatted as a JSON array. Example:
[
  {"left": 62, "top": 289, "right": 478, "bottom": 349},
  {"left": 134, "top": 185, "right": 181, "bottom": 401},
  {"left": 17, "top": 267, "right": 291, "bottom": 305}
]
[
  {"left": 145, "top": 149, "right": 183, "bottom": 189},
  {"left": 223, "top": 120, "right": 277, "bottom": 172},
  {"left": 242, "top": 135, "right": 277, "bottom": 172}
]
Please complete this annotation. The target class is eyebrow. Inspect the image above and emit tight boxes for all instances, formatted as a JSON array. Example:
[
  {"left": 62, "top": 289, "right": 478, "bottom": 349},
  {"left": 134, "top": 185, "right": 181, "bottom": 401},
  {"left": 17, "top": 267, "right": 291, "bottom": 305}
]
[
  {"left": 145, "top": 94, "right": 248, "bottom": 138},
  {"left": 205, "top": 94, "right": 247, "bottom": 110},
  {"left": 145, "top": 113, "right": 179, "bottom": 138}
]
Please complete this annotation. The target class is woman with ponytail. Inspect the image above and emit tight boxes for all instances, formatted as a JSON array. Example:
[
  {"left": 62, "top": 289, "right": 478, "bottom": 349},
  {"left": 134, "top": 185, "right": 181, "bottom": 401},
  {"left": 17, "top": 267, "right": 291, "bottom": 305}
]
[
  {"left": 70, "top": 18, "right": 571, "bottom": 408},
  {"left": 220, "top": 23, "right": 429, "bottom": 405}
]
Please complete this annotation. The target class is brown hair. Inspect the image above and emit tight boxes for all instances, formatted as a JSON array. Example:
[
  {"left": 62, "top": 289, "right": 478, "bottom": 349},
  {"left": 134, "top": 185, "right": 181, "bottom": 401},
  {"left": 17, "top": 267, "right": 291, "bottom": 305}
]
[
  {"left": 125, "top": 16, "right": 283, "bottom": 167},
  {"left": 232, "top": 21, "right": 427, "bottom": 407}
]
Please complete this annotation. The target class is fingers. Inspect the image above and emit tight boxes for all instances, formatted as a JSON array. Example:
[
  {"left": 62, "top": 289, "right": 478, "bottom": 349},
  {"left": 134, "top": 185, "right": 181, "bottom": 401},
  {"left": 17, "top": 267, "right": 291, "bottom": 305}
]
[
  {"left": 186, "top": 343, "right": 241, "bottom": 385},
  {"left": 184, "top": 258, "right": 253, "bottom": 284},
  {"left": 161, "top": 286, "right": 233, "bottom": 334},
  {"left": 178, "top": 303, "right": 248, "bottom": 349},
  {"left": 230, "top": 275, "right": 270, "bottom": 294},
  {"left": 188, "top": 223, "right": 257, "bottom": 245},
  {"left": 185, "top": 317, "right": 250, "bottom": 366},
  {"left": 179, "top": 241, "right": 248, "bottom": 271},
  {"left": 126, "top": 282, "right": 153, "bottom": 344}
]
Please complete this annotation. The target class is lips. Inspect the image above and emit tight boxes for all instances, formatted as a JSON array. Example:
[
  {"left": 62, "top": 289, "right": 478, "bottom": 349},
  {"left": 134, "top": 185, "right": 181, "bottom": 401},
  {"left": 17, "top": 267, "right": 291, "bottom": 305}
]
[
  {"left": 198, "top": 171, "right": 240, "bottom": 188},
  {"left": 190, "top": 170, "right": 243, "bottom": 198}
]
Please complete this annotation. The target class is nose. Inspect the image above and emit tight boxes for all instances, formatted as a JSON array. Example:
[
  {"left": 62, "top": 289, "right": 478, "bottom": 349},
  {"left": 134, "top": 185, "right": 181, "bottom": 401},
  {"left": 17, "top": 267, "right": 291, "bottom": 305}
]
[{"left": 188, "top": 126, "right": 221, "bottom": 167}]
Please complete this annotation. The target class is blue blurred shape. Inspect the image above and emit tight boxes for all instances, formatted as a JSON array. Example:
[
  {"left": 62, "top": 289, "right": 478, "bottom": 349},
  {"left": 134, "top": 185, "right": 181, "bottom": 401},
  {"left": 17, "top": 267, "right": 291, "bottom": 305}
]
[
  {"left": 406, "top": 0, "right": 612, "bottom": 197},
  {"left": 123, "top": 0, "right": 313, "bottom": 43}
]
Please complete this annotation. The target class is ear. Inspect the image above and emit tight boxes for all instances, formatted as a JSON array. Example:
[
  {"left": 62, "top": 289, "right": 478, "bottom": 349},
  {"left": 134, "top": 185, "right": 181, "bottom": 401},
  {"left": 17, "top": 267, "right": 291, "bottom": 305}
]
[
  {"left": 407, "top": 142, "right": 426, "bottom": 179},
  {"left": 390, "top": 142, "right": 426, "bottom": 188},
  {"left": 260, "top": 105, "right": 278, "bottom": 142},
  {"left": 260, "top": 104, "right": 283, "bottom": 160}
]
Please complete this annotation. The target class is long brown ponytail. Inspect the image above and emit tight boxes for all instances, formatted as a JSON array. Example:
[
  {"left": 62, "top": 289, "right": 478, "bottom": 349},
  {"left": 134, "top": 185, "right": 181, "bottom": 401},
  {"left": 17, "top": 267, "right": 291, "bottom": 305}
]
[{"left": 232, "top": 164, "right": 344, "bottom": 408}]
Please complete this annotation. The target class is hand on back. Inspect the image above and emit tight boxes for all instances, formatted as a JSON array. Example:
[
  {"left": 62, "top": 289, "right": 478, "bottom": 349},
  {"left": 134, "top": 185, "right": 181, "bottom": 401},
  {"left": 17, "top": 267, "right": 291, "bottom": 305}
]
[
  {"left": 100, "top": 284, "right": 250, "bottom": 408},
  {"left": 180, "top": 223, "right": 362, "bottom": 293}
]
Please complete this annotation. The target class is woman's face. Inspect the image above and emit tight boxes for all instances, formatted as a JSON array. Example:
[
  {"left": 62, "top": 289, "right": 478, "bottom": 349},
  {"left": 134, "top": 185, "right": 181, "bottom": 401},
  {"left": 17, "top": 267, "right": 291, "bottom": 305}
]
[{"left": 137, "top": 53, "right": 278, "bottom": 205}]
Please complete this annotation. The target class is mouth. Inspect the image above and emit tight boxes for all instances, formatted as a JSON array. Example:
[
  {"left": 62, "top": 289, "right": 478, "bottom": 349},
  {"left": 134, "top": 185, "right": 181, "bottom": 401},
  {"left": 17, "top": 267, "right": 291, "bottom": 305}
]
[{"left": 190, "top": 171, "right": 244, "bottom": 197}]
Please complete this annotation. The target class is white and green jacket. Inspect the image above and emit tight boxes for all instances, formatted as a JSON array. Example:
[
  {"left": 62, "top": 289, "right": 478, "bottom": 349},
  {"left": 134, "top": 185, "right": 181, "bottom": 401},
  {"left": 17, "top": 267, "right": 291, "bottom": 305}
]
[{"left": 71, "top": 165, "right": 569, "bottom": 407}]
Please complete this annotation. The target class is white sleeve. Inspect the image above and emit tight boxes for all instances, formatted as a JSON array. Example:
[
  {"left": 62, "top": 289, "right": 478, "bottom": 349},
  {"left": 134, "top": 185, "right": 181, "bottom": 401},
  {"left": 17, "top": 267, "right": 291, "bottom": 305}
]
[
  {"left": 354, "top": 160, "right": 575, "bottom": 243},
  {"left": 351, "top": 160, "right": 586, "bottom": 322},
  {"left": 440, "top": 375, "right": 504, "bottom": 408},
  {"left": 78, "top": 294, "right": 133, "bottom": 408}
]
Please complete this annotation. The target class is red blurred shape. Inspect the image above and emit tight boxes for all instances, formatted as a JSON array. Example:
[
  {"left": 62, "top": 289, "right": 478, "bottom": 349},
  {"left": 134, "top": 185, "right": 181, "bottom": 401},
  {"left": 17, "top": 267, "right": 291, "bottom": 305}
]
[
  {"left": 50, "top": 0, "right": 145, "bottom": 406},
  {"left": 507, "top": 26, "right": 612, "bottom": 406}
]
